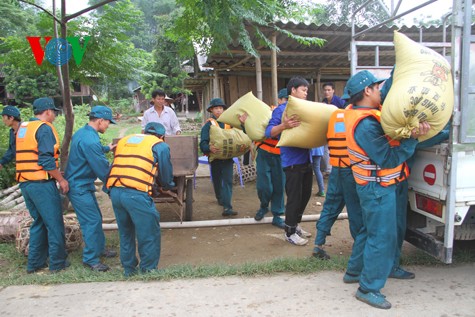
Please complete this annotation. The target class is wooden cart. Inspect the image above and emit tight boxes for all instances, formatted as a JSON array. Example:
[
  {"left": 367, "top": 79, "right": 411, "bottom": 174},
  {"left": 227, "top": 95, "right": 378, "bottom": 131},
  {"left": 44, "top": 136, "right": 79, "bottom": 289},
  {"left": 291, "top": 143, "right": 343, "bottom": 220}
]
[{"left": 152, "top": 135, "right": 198, "bottom": 222}]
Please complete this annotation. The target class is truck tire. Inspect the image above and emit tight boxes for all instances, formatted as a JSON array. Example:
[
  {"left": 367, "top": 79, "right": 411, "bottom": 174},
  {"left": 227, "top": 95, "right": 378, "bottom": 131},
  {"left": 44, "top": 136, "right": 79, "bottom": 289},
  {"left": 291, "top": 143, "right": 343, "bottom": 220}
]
[{"left": 184, "top": 179, "right": 193, "bottom": 221}]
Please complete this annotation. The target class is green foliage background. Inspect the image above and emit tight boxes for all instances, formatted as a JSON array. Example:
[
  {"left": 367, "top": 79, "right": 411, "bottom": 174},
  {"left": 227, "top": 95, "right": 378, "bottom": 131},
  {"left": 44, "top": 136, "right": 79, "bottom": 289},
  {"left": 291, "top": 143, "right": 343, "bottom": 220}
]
[{"left": 0, "top": 104, "right": 93, "bottom": 189}]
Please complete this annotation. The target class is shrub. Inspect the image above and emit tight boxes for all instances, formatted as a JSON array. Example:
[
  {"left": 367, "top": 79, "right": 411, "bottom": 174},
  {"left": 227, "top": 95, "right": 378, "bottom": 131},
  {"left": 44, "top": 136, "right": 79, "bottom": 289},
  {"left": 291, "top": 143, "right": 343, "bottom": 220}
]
[
  {"left": 0, "top": 106, "right": 34, "bottom": 189},
  {"left": 0, "top": 104, "right": 93, "bottom": 189},
  {"left": 108, "top": 98, "right": 136, "bottom": 116}
]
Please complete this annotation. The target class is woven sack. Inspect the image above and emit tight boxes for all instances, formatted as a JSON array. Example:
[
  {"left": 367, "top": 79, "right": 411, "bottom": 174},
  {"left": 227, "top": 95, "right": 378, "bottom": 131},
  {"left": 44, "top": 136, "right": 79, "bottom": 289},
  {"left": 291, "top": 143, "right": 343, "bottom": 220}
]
[
  {"left": 381, "top": 31, "right": 453, "bottom": 141},
  {"left": 217, "top": 91, "right": 271, "bottom": 141},
  {"left": 277, "top": 96, "right": 337, "bottom": 148},
  {"left": 209, "top": 126, "right": 252, "bottom": 162}
]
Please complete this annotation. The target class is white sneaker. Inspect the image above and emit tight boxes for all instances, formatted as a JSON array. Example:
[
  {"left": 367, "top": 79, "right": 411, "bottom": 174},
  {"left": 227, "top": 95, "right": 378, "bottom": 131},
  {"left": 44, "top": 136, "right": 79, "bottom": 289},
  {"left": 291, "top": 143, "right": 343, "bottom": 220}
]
[
  {"left": 285, "top": 233, "right": 308, "bottom": 246},
  {"left": 296, "top": 225, "right": 312, "bottom": 238}
]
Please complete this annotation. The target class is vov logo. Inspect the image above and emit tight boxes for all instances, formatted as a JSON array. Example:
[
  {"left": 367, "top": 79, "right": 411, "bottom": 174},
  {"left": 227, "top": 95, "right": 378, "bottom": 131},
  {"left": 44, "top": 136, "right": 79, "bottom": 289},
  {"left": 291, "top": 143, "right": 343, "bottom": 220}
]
[{"left": 26, "top": 36, "right": 91, "bottom": 66}]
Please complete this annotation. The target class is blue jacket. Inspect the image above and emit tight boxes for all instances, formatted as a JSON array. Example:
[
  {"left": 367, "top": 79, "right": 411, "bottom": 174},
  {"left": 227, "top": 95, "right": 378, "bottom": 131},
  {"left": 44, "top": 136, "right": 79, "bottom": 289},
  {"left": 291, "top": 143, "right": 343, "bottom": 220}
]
[
  {"left": 323, "top": 95, "right": 346, "bottom": 109},
  {"left": 65, "top": 124, "right": 111, "bottom": 192},
  {"left": 265, "top": 102, "right": 310, "bottom": 168},
  {"left": 0, "top": 127, "right": 17, "bottom": 165},
  {"left": 152, "top": 141, "right": 175, "bottom": 190}
]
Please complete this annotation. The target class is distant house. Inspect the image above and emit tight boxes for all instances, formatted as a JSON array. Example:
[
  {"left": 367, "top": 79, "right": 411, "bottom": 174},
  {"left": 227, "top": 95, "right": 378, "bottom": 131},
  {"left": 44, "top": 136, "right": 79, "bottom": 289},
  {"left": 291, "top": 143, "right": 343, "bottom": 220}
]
[
  {"left": 132, "top": 84, "right": 201, "bottom": 115},
  {"left": 132, "top": 86, "right": 152, "bottom": 113},
  {"left": 70, "top": 81, "right": 93, "bottom": 105}
]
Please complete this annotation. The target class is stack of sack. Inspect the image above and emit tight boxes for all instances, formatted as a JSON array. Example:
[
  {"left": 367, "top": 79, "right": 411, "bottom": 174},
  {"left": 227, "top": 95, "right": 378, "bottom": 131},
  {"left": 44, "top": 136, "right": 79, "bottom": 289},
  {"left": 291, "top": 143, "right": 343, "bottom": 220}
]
[
  {"left": 381, "top": 31, "right": 453, "bottom": 141},
  {"left": 218, "top": 91, "right": 338, "bottom": 150}
]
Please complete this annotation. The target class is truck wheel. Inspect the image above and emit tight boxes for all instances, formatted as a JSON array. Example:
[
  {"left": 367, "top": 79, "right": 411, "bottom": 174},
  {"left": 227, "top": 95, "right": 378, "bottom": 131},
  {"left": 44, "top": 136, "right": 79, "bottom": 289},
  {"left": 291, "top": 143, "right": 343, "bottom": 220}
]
[{"left": 185, "top": 179, "right": 193, "bottom": 221}]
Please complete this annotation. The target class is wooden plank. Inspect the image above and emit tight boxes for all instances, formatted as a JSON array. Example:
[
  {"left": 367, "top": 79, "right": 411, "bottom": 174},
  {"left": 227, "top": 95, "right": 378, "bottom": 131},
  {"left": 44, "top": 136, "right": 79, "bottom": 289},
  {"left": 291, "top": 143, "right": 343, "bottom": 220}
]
[{"left": 228, "top": 76, "right": 239, "bottom": 104}]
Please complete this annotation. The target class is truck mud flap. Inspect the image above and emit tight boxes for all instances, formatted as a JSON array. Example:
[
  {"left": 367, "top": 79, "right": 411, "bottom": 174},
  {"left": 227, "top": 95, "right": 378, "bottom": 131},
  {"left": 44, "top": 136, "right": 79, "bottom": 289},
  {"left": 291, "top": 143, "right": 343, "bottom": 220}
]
[{"left": 405, "top": 227, "right": 452, "bottom": 264}]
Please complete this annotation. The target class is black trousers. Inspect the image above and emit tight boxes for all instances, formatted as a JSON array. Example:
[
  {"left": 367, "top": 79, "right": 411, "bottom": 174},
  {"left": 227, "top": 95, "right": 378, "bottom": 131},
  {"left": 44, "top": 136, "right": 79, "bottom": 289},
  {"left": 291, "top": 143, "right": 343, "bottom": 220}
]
[{"left": 283, "top": 163, "right": 313, "bottom": 235}]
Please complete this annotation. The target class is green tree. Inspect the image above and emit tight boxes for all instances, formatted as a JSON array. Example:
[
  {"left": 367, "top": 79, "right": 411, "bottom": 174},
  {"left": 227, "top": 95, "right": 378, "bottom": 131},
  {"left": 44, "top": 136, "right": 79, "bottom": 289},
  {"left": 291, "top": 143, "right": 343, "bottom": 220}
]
[
  {"left": 88, "top": 0, "right": 174, "bottom": 52},
  {"left": 314, "top": 0, "right": 390, "bottom": 26},
  {"left": 129, "top": 0, "right": 177, "bottom": 51},
  {"left": 80, "top": 1, "right": 153, "bottom": 100},
  {"left": 0, "top": 0, "right": 36, "bottom": 38},
  {"left": 3, "top": 65, "right": 60, "bottom": 102},
  {"left": 141, "top": 39, "right": 189, "bottom": 97},
  {"left": 1, "top": 4, "right": 134, "bottom": 102},
  {"left": 0, "top": 3, "right": 59, "bottom": 104},
  {"left": 168, "top": 0, "right": 326, "bottom": 58},
  {"left": 0, "top": 106, "right": 33, "bottom": 189},
  {"left": 140, "top": 3, "right": 188, "bottom": 97},
  {"left": 4, "top": 0, "right": 151, "bottom": 168},
  {"left": 410, "top": 5, "right": 456, "bottom": 27}
]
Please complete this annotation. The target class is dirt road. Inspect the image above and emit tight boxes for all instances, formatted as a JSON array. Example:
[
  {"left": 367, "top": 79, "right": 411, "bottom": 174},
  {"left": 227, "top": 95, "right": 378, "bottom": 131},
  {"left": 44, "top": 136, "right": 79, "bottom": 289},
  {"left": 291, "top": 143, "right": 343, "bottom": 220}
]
[{"left": 96, "top": 167, "right": 418, "bottom": 267}]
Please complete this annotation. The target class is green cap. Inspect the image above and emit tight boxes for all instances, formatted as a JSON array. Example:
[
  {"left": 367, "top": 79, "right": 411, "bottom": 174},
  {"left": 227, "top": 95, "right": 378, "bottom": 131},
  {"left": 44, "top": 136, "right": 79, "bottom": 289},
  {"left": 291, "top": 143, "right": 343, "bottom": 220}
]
[
  {"left": 90, "top": 105, "right": 116, "bottom": 124},
  {"left": 278, "top": 88, "right": 288, "bottom": 99},
  {"left": 342, "top": 70, "right": 386, "bottom": 99},
  {"left": 207, "top": 98, "right": 227, "bottom": 112},
  {"left": 1, "top": 105, "right": 21, "bottom": 120},
  {"left": 33, "top": 97, "right": 60, "bottom": 114},
  {"left": 144, "top": 122, "right": 166, "bottom": 136}
]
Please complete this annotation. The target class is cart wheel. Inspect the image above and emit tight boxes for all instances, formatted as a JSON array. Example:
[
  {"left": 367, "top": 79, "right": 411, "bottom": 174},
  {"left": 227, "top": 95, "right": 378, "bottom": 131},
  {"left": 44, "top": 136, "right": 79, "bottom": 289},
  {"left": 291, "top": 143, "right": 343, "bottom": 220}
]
[{"left": 185, "top": 178, "right": 193, "bottom": 221}]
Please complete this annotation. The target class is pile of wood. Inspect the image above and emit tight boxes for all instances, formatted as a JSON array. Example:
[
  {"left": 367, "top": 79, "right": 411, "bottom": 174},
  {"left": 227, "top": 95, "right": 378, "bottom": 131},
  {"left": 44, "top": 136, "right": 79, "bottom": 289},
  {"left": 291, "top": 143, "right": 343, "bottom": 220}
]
[
  {"left": 0, "top": 184, "right": 25, "bottom": 211},
  {"left": 0, "top": 211, "right": 25, "bottom": 242},
  {"left": 0, "top": 185, "right": 26, "bottom": 242},
  {"left": 16, "top": 213, "right": 83, "bottom": 256},
  {"left": 0, "top": 184, "right": 83, "bottom": 254}
]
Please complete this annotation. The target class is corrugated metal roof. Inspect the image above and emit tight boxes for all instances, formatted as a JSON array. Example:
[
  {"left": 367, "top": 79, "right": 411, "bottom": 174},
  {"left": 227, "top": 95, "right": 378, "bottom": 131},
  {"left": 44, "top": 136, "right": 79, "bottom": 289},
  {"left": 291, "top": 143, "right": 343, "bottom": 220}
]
[{"left": 205, "top": 22, "right": 457, "bottom": 75}]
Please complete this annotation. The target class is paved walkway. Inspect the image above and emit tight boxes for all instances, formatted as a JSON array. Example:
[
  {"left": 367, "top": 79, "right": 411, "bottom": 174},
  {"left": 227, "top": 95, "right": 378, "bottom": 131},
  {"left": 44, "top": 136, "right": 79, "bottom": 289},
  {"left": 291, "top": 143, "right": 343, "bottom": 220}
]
[{"left": 1, "top": 264, "right": 474, "bottom": 316}]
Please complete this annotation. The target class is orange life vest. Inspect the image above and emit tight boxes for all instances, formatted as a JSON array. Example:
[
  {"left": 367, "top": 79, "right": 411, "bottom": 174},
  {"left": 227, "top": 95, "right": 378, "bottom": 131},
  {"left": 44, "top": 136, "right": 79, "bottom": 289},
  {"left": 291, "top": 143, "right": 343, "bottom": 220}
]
[
  {"left": 255, "top": 106, "right": 280, "bottom": 155},
  {"left": 327, "top": 109, "right": 350, "bottom": 167},
  {"left": 106, "top": 134, "right": 162, "bottom": 195},
  {"left": 345, "top": 105, "right": 409, "bottom": 187},
  {"left": 255, "top": 138, "right": 280, "bottom": 155},
  {"left": 207, "top": 118, "right": 231, "bottom": 129},
  {"left": 16, "top": 121, "right": 60, "bottom": 182}
]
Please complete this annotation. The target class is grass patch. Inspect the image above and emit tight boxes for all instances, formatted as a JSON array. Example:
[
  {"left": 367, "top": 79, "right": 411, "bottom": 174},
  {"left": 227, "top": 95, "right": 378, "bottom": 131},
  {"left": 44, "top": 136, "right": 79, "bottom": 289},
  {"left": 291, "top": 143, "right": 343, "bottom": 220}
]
[
  {"left": 99, "top": 120, "right": 143, "bottom": 152},
  {"left": 0, "top": 242, "right": 349, "bottom": 286},
  {"left": 101, "top": 123, "right": 122, "bottom": 142},
  {"left": 181, "top": 131, "right": 200, "bottom": 136},
  {"left": 1, "top": 237, "right": 473, "bottom": 287},
  {"left": 124, "top": 125, "right": 142, "bottom": 135}
]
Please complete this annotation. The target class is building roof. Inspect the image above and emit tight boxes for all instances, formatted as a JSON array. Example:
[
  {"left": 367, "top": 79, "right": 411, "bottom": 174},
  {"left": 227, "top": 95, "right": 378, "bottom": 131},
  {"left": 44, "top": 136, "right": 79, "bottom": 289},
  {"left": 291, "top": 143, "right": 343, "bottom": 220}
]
[{"left": 204, "top": 22, "right": 456, "bottom": 77}]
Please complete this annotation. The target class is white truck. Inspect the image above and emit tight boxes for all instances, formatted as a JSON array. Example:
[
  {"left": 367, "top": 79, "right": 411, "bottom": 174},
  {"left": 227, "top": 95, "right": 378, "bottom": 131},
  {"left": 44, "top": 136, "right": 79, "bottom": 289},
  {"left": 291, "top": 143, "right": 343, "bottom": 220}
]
[
  {"left": 405, "top": 0, "right": 475, "bottom": 264},
  {"left": 351, "top": 0, "right": 475, "bottom": 263}
]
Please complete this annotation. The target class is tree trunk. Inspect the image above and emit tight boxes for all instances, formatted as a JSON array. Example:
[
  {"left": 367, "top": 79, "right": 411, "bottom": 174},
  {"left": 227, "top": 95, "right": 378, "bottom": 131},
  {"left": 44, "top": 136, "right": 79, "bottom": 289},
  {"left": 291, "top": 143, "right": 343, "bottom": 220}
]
[{"left": 59, "top": 0, "right": 74, "bottom": 171}]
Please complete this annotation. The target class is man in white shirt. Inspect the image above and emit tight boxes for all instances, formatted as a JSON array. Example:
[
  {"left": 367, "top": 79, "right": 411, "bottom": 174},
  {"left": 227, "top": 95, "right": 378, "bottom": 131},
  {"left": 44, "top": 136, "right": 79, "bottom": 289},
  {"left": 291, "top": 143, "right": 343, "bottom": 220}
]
[{"left": 141, "top": 89, "right": 181, "bottom": 135}]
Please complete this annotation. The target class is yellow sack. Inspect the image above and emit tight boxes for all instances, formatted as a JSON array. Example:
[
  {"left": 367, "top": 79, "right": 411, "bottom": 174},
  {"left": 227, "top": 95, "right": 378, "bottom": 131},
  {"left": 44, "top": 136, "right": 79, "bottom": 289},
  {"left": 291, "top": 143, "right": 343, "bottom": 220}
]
[
  {"left": 209, "top": 125, "right": 252, "bottom": 162},
  {"left": 277, "top": 96, "right": 338, "bottom": 148},
  {"left": 381, "top": 31, "right": 453, "bottom": 141},
  {"left": 217, "top": 91, "right": 271, "bottom": 141}
]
